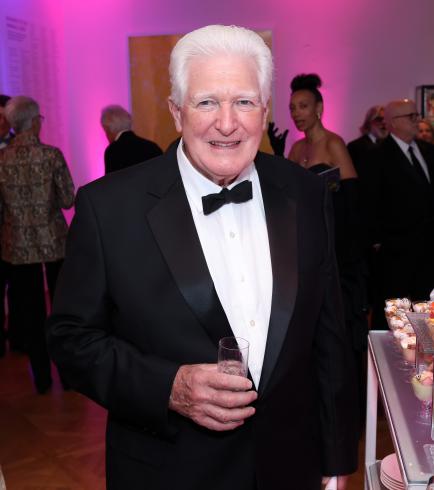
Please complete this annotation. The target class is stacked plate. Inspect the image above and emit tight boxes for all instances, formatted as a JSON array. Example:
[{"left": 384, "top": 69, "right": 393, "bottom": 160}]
[{"left": 380, "top": 453, "right": 404, "bottom": 490}]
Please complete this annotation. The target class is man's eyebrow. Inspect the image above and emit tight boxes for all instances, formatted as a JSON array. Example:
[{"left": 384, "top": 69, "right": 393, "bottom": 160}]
[{"left": 190, "top": 91, "right": 261, "bottom": 102}]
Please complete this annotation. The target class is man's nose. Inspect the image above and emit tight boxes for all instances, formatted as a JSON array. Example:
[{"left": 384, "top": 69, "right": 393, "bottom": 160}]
[{"left": 215, "top": 104, "right": 238, "bottom": 135}]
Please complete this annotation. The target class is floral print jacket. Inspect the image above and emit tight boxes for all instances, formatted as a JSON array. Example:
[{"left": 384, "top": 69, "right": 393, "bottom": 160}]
[{"left": 0, "top": 132, "right": 75, "bottom": 264}]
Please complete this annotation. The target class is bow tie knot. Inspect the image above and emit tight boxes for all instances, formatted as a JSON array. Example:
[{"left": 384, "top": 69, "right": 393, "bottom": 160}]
[{"left": 202, "top": 180, "right": 253, "bottom": 215}]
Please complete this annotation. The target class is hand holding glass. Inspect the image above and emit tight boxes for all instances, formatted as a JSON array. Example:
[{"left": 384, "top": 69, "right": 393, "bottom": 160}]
[{"left": 218, "top": 337, "right": 249, "bottom": 378}]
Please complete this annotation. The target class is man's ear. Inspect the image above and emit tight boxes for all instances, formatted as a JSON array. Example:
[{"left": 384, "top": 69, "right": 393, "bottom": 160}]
[{"left": 168, "top": 98, "right": 183, "bottom": 133}]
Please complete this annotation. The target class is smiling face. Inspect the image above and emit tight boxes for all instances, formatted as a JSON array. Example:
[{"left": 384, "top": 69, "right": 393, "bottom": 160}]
[
  {"left": 169, "top": 54, "right": 268, "bottom": 186},
  {"left": 289, "top": 89, "right": 322, "bottom": 133}
]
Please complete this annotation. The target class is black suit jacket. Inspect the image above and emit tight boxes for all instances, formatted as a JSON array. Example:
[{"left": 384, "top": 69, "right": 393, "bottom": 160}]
[
  {"left": 347, "top": 134, "right": 377, "bottom": 176},
  {"left": 104, "top": 130, "right": 162, "bottom": 174},
  {"left": 362, "top": 135, "right": 434, "bottom": 298},
  {"left": 47, "top": 150, "right": 358, "bottom": 490}
]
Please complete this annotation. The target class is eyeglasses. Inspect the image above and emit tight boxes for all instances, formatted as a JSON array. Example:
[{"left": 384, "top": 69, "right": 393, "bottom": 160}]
[
  {"left": 392, "top": 112, "right": 420, "bottom": 122},
  {"left": 372, "top": 116, "right": 384, "bottom": 123}
]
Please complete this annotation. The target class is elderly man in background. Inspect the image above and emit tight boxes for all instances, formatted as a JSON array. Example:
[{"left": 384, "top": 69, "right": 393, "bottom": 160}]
[
  {"left": 363, "top": 99, "right": 434, "bottom": 329},
  {"left": 101, "top": 104, "right": 162, "bottom": 174},
  {"left": 0, "top": 96, "right": 75, "bottom": 393},
  {"left": 347, "top": 104, "right": 388, "bottom": 176},
  {"left": 48, "top": 25, "right": 358, "bottom": 490}
]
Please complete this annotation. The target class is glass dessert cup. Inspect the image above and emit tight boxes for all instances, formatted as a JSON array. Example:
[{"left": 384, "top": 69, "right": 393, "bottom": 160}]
[{"left": 411, "top": 373, "right": 433, "bottom": 424}]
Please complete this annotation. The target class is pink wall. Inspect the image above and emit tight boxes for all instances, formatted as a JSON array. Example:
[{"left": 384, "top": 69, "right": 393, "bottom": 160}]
[{"left": 3, "top": 0, "right": 434, "bottom": 187}]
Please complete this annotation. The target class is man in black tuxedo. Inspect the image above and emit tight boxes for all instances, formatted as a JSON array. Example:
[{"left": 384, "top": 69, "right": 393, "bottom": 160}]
[
  {"left": 363, "top": 99, "right": 434, "bottom": 328},
  {"left": 347, "top": 105, "right": 388, "bottom": 177},
  {"left": 47, "top": 25, "right": 358, "bottom": 490},
  {"left": 101, "top": 105, "right": 162, "bottom": 174},
  {"left": 347, "top": 106, "right": 388, "bottom": 321}
]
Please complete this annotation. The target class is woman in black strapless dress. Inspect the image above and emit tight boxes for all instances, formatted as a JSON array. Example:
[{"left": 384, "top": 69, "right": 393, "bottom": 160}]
[{"left": 272, "top": 74, "right": 368, "bottom": 433}]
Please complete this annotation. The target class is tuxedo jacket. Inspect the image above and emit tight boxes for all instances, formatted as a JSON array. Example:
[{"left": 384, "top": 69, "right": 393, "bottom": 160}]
[
  {"left": 47, "top": 149, "right": 358, "bottom": 490},
  {"left": 347, "top": 134, "right": 377, "bottom": 177},
  {"left": 104, "top": 130, "right": 162, "bottom": 174},
  {"left": 362, "top": 135, "right": 434, "bottom": 298}
]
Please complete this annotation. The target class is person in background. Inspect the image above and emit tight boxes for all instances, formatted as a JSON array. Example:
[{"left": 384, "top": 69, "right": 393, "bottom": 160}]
[
  {"left": 417, "top": 118, "right": 434, "bottom": 144},
  {"left": 287, "top": 73, "right": 368, "bottom": 435},
  {"left": 101, "top": 105, "right": 163, "bottom": 174},
  {"left": 0, "top": 95, "right": 14, "bottom": 150},
  {"left": 47, "top": 26, "right": 358, "bottom": 490},
  {"left": 363, "top": 100, "right": 434, "bottom": 329},
  {"left": 347, "top": 105, "right": 388, "bottom": 176},
  {"left": 347, "top": 106, "right": 389, "bottom": 324},
  {"left": 0, "top": 95, "right": 14, "bottom": 357},
  {"left": 0, "top": 96, "right": 75, "bottom": 393}
]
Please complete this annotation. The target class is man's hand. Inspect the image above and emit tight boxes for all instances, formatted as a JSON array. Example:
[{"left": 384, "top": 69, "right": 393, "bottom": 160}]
[
  {"left": 322, "top": 475, "right": 349, "bottom": 490},
  {"left": 267, "top": 121, "right": 289, "bottom": 156},
  {"left": 169, "top": 364, "right": 257, "bottom": 431}
]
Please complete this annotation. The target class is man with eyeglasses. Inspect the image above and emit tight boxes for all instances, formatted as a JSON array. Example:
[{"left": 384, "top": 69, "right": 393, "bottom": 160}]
[
  {"left": 363, "top": 99, "right": 434, "bottom": 329},
  {"left": 347, "top": 105, "right": 388, "bottom": 176}
]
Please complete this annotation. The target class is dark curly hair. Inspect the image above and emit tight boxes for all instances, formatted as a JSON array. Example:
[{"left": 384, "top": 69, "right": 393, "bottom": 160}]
[{"left": 290, "top": 73, "right": 323, "bottom": 103}]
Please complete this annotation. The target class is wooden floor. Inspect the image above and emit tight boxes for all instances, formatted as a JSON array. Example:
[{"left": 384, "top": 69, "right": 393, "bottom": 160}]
[{"left": 0, "top": 349, "right": 394, "bottom": 490}]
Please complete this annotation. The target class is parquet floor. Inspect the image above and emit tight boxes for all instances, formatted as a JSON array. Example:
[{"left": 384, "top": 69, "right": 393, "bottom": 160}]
[{"left": 0, "top": 348, "right": 394, "bottom": 490}]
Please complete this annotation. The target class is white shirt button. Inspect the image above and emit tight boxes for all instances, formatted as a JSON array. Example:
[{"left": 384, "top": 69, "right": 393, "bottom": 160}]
[
  {"left": 229, "top": 231, "right": 236, "bottom": 238},
  {"left": 250, "top": 320, "right": 255, "bottom": 327}
]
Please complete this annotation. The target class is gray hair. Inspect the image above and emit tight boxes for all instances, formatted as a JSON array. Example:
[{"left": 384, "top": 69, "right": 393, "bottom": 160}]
[
  {"left": 100, "top": 105, "right": 132, "bottom": 134},
  {"left": 359, "top": 105, "right": 384, "bottom": 135},
  {"left": 169, "top": 25, "right": 273, "bottom": 106},
  {"left": 5, "top": 96, "right": 40, "bottom": 133}
]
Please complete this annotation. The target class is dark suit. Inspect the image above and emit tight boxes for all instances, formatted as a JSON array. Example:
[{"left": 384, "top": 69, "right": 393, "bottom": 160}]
[
  {"left": 104, "top": 130, "right": 162, "bottom": 174},
  {"left": 47, "top": 150, "right": 358, "bottom": 490},
  {"left": 347, "top": 134, "right": 377, "bottom": 177},
  {"left": 362, "top": 135, "right": 434, "bottom": 328}
]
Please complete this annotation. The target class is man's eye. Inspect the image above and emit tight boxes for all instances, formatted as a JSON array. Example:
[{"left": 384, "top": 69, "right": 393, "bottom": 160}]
[
  {"left": 197, "top": 100, "right": 216, "bottom": 108},
  {"left": 238, "top": 100, "right": 254, "bottom": 106}
]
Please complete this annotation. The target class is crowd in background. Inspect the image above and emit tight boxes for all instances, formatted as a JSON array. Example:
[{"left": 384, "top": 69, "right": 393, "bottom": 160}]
[{"left": 0, "top": 79, "right": 433, "bottom": 400}]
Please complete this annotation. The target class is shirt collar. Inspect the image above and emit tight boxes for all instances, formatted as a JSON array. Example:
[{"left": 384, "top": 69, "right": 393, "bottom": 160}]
[
  {"left": 114, "top": 129, "right": 129, "bottom": 142},
  {"left": 390, "top": 133, "right": 414, "bottom": 154},
  {"left": 367, "top": 133, "right": 377, "bottom": 144},
  {"left": 176, "top": 138, "right": 255, "bottom": 214}
]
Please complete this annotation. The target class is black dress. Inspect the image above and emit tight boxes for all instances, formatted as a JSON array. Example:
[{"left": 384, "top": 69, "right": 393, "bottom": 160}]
[
  {"left": 309, "top": 163, "right": 368, "bottom": 432},
  {"left": 309, "top": 164, "right": 368, "bottom": 352}
]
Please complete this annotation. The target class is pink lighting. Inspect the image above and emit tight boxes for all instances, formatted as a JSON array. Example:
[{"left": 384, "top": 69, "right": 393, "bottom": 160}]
[{"left": 1, "top": 0, "right": 434, "bottom": 185}]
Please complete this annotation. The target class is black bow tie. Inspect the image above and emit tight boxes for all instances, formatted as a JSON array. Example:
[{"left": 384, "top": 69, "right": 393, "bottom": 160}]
[{"left": 202, "top": 180, "right": 253, "bottom": 215}]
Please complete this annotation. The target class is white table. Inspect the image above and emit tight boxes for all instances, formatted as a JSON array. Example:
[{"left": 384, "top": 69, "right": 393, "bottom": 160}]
[{"left": 365, "top": 331, "right": 434, "bottom": 489}]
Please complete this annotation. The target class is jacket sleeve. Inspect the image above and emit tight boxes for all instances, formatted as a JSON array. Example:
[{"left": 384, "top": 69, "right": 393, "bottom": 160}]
[
  {"left": 53, "top": 148, "right": 75, "bottom": 209},
  {"left": 314, "top": 184, "right": 359, "bottom": 476},
  {"left": 46, "top": 187, "right": 180, "bottom": 435}
]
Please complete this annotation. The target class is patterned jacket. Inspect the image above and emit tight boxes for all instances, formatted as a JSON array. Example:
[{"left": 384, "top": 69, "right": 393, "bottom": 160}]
[{"left": 0, "top": 132, "right": 75, "bottom": 264}]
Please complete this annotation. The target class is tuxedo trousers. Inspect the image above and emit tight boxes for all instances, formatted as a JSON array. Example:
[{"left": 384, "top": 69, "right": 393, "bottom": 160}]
[{"left": 7, "top": 260, "right": 63, "bottom": 390}]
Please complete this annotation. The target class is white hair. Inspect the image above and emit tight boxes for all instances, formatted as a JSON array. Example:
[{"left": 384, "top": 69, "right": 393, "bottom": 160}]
[
  {"left": 5, "top": 96, "right": 40, "bottom": 133},
  {"left": 100, "top": 105, "right": 132, "bottom": 134},
  {"left": 169, "top": 25, "right": 273, "bottom": 106}
]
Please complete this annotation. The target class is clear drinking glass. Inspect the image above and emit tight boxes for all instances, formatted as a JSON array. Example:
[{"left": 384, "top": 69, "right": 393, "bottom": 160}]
[{"left": 217, "top": 337, "right": 249, "bottom": 377}]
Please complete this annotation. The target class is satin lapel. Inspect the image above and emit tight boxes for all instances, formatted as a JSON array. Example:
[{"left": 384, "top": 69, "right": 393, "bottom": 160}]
[
  {"left": 256, "top": 157, "right": 298, "bottom": 395},
  {"left": 146, "top": 162, "right": 232, "bottom": 347}
]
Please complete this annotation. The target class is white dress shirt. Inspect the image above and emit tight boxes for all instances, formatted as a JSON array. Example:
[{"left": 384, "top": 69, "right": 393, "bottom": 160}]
[
  {"left": 177, "top": 141, "right": 272, "bottom": 388},
  {"left": 391, "top": 133, "right": 431, "bottom": 182}
]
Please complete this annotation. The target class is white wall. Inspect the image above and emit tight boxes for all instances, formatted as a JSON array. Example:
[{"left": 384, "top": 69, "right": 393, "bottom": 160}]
[{"left": 3, "top": 0, "right": 434, "bottom": 188}]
